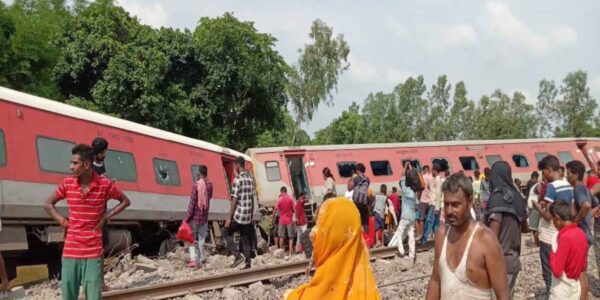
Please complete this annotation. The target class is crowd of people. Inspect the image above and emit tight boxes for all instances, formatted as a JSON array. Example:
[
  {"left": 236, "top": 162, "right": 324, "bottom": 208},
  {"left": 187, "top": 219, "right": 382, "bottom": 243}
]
[
  {"left": 284, "top": 156, "right": 600, "bottom": 300},
  {"left": 6, "top": 135, "right": 598, "bottom": 300}
]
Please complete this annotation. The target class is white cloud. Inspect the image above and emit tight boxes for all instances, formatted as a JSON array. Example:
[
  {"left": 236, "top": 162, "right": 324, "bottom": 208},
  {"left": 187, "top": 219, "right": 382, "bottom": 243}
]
[
  {"left": 423, "top": 23, "right": 477, "bottom": 53},
  {"left": 348, "top": 54, "right": 377, "bottom": 82},
  {"left": 118, "top": 0, "right": 168, "bottom": 28},
  {"left": 386, "top": 68, "right": 412, "bottom": 85},
  {"left": 385, "top": 17, "right": 411, "bottom": 39},
  {"left": 482, "top": 1, "right": 577, "bottom": 56}
]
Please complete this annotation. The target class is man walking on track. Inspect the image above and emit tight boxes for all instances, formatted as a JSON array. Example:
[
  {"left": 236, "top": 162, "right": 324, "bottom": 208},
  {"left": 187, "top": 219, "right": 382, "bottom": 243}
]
[
  {"left": 44, "top": 144, "right": 130, "bottom": 300},
  {"left": 184, "top": 165, "right": 213, "bottom": 268},
  {"left": 426, "top": 173, "right": 508, "bottom": 300},
  {"left": 224, "top": 156, "right": 256, "bottom": 269}
]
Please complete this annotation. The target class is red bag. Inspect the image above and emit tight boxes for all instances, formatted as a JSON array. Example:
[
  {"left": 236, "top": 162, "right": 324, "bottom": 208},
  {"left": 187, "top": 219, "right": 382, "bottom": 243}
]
[{"left": 176, "top": 222, "right": 194, "bottom": 244}]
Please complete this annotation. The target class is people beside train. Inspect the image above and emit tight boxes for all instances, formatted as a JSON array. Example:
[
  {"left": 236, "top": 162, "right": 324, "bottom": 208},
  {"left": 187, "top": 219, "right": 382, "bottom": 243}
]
[
  {"left": 285, "top": 197, "right": 381, "bottom": 300},
  {"left": 322, "top": 167, "right": 336, "bottom": 197},
  {"left": 373, "top": 184, "right": 389, "bottom": 247},
  {"left": 389, "top": 186, "right": 401, "bottom": 222},
  {"left": 526, "top": 171, "right": 540, "bottom": 197},
  {"left": 351, "top": 163, "right": 371, "bottom": 232},
  {"left": 472, "top": 170, "right": 481, "bottom": 220},
  {"left": 421, "top": 164, "right": 443, "bottom": 244},
  {"left": 90, "top": 137, "right": 110, "bottom": 291},
  {"left": 479, "top": 168, "right": 491, "bottom": 221},
  {"left": 344, "top": 178, "right": 354, "bottom": 200},
  {"left": 273, "top": 186, "right": 296, "bottom": 258},
  {"left": 531, "top": 155, "right": 574, "bottom": 295},
  {"left": 44, "top": 144, "right": 130, "bottom": 300},
  {"left": 548, "top": 200, "right": 588, "bottom": 300},
  {"left": 426, "top": 173, "right": 509, "bottom": 300},
  {"left": 417, "top": 165, "right": 434, "bottom": 242},
  {"left": 395, "top": 164, "right": 419, "bottom": 261},
  {"left": 224, "top": 156, "right": 256, "bottom": 269},
  {"left": 184, "top": 164, "right": 212, "bottom": 268},
  {"left": 565, "top": 160, "right": 594, "bottom": 297},
  {"left": 486, "top": 161, "right": 528, "bottom": 299},
  {"left": 527, "top": 179, "right": 542, "bottom": 246},
  {"left": 295, "top": 191, "right": 308, "bottom": 253}
]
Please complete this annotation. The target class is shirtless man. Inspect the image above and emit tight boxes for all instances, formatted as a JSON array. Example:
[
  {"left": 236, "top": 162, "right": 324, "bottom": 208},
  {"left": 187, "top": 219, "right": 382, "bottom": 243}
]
[{"left": 426, "top": 173, "right": 509, "bottom": 300}]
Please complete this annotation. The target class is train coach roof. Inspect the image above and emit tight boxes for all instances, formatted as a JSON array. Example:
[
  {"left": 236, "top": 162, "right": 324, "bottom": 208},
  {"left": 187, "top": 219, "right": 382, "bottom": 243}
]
[
  {"left": 0, "top": 87, "right": 250, "bottom": 160},
  {"left": 247, "top": 137, "right": 600, "bottom": 154}
]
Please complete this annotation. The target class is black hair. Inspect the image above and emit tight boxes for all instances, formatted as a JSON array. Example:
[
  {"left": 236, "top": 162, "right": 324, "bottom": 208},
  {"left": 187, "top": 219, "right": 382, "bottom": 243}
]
[
  {"left": 538, "top": 155, "right": 560, "bottom": 171},
  {"left": 280, "top": 186, "right": 287, "bottom": 193},
  {"left": 91, "top": 137, "right": 108, "bottom": 155},
  {"left": 483, "top": 167, "right": 491, "bottom": 177},
  {"left": 235, "top": 156, "right": 245, "bottom": 167},
  {"left": 323, "top": 192, "right": 336, "bottom": 202},
  {"left": 392, "top": 187, "right": 397, "bottom": 192},
  {"left": 423, "top": 165, "right": 430, "bottom": 172},
  {"left": 72, "top": 144, "right": 94, "bottom": 163},
  {"left": 442, "top": 173, "right": 473, "bottom": 202},
  {"left": 198, "top": 165, "right": 208, "bottom": 177},
  {"left": 357, "top": 163, "right": 366, "bottom": 173},
  {"left": 380, "top": 184, "right": 387, "bottom": 194},
  {"left": 531, "top": 171, "right": 539, "bottom": 178},
  {"left": 474, "top": 170, "right": 481, "bottom": 178},
  {"left": 432, "top": 163, "right": 441, "bottom": 173},
  {"left": 322, "top": 167, "right": 334, "bottom": 180},
  {"left": 550, "top": 199, "right": 573, "bottom": 221},
  {"left": 566, "top": 160, "right": 586, "bottom": 181}
]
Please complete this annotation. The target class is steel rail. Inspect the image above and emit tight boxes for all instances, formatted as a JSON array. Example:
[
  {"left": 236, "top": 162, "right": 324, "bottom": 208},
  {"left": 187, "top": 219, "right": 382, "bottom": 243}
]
[{"left": 101, "top": 245, "right": 432, "bottom": 300}]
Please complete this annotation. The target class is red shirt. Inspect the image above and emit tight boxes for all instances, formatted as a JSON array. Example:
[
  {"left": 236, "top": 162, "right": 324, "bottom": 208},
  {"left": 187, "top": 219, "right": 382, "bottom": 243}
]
[
  {"left": 55, "top": 173, "right": 123, "bottom": 259},
  {"left": 295, "top": 195, "right": 307, "bottom": 226},
  {"left": 275, "top": 192, "right": 294, "bottom": 225},
  {"left": 389, "top": 192, "right": 400, "bottom": 215},
  {"left": 550, "top": 223, "right": 588, "bottom": 280}
]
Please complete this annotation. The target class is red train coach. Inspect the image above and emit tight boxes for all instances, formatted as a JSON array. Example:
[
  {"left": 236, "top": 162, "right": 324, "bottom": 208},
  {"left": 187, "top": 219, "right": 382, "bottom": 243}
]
[
  {"left": 0, "top": 87, "right": 255, "bottom": 256},
  {"left": 248, "top": 138, "right": 600, "bottom": 208}
]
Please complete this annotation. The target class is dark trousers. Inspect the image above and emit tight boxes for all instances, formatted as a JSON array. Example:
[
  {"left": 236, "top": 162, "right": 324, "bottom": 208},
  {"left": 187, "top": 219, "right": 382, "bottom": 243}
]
[
  {"left": 539, "top": 241, "right": 552, "bottom": 294},
  {"left": 223, "top": 221, "right": 252, "bottom": 266},
  {"left": 356, "top": 203, "right": 370, "bottom": 232}
]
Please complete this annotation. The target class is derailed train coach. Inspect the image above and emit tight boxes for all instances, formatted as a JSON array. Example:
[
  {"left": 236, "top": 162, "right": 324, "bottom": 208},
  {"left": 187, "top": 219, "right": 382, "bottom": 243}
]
[
  {"left": 0, "top": 87, "right": 259, "bottom": 268},
  {"left": 248, "top": 138, "right": 600, "bottom": 214}
]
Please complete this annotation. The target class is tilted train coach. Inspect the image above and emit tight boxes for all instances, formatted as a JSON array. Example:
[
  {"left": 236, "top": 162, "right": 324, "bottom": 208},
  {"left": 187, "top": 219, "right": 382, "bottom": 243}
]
[
  {"left": 248, "top": 138, "right": 600, "bottom": 208},
  {"left": 0, "top": 87, "right": 260, "bottom": 267}
]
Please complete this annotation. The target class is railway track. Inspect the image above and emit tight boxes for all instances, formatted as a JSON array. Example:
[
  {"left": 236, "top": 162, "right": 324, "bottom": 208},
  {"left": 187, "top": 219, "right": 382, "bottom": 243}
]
[{"left": 102, "top": 243, "right": 433, "bottom": 300}]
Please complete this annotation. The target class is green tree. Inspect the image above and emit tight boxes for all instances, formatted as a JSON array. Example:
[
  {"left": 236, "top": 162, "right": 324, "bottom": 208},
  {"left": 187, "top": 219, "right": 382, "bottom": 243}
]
[
  {"left": 555, "top": 71, "right": 597, "bottom": 137},
  {"left": 535, "top": 79, "right": 559, "bottom": 137},
  {"left": 313, "top": 102, "right": 364, "bottom": 145},
  {"left": 287, "top": 19, "right": 350, "bottom": 143},
  {"left": 193, "top": 13, "right": 288, "bottom": 149},
  {"left": 256, "top": 111, "right": 310, "bottom": 147},
  {"left": 424, "top": 75, "right": 452, "bottom": 141},
  {"left": 0, "top": 0, "right": 70, "bottom": 98},
  {"left": 449, "top": 81, "right": 475, "bottom": 140}
]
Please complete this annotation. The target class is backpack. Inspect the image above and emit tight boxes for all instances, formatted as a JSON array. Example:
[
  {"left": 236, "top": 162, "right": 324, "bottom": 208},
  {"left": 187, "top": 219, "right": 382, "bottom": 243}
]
[{"left": 352, "top": 175, "right": 370, "bottom": 205}]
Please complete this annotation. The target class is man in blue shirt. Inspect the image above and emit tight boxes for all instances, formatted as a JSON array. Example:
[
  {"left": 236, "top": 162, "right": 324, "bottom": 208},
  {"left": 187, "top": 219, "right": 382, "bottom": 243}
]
[{"left": 395, "top": 165, "right": 419, "bottom": 262}]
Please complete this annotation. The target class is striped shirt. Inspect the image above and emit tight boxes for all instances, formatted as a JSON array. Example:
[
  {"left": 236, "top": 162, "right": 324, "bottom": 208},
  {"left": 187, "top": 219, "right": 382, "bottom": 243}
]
[
  {"left": 232, "top": 171, "right": 256, "bottom": 225},
  {"left": 55, "top": 173, "right": 123, "bottom": 259},
  {"left": 539, "top": 179, "right": 574, "bottom": 244}
]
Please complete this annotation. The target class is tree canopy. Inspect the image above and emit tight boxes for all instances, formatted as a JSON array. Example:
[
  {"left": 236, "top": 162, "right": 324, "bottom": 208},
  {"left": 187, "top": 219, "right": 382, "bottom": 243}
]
[{"left": 0, "top": 0, "right": 598, "bottom": 151}]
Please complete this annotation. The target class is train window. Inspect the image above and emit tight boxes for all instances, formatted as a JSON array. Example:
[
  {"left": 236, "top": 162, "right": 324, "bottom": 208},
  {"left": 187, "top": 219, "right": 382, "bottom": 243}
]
[
  {"left": 557, "top": 151, "right": 574, "bottom": 164},
  {"left": 337, "top": 161, "right": 357, "bottom": 178},
  {"left": 265, "top": 161, "right": 281, "bottom": 181},
  {"left": 401, "top": 159, "right": 421, "bottom": 171},
  {"left": 153, "top": 158, "right": 181, "bottom": 186},
  {"left": 370, "top": 160, "right": 393, "bottom": 176},
  {"left": 535, "top": 152, "right": 549, "bottom": 162},
  {"left": 105, "top": 150, "right": 137, "bottom": 182},
  {"left": 36, "top": 137, "right": 75, "bottom": 174},
  {"left": 0, "top": 129, "right": 5, "bottom": 167},
  {"left": 511, "top": 154, "right": 529, "bottom": 168},
  {"left": 485, "top": 155, "right": 502, "bottom": 167},
  {"left": 459, "top": 156, "right": 479, "bottom": 171},
  {"left": 432, "top": 158, "right": 450, "bottom": 172}
]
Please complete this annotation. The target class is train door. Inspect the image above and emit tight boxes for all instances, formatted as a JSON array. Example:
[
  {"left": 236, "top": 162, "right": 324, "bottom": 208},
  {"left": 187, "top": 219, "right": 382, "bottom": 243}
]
[
  {"left": 221, "top": 158, "right": 234, "bottom": 196},
  {"left": 285, "top": 155, "right": 310, "bottom": 199}
]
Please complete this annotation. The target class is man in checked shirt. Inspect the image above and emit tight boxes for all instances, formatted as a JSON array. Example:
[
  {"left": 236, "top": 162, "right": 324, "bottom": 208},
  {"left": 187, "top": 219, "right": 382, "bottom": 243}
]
[{"left": 224, "top": 156, "right": 256, "bottom": 269}]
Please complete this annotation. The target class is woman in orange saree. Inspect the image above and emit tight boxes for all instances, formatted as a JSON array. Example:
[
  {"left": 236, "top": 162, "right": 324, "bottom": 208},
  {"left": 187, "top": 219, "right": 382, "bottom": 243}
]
[{"left": 285, "top": 197, "right": 381, "bottom": 300}]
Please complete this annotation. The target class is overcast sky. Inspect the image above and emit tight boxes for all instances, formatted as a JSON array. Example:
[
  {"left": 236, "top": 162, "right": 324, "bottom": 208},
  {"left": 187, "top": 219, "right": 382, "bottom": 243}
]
[{"left": 94, "top": 1, "right": 600, "bottom": 134}]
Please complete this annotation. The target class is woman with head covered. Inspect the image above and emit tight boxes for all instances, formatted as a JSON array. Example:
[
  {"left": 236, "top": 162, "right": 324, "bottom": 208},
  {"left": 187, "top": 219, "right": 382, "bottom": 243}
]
[{"left": 285, "top": 197, "right": 381, "bottom": 300}]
